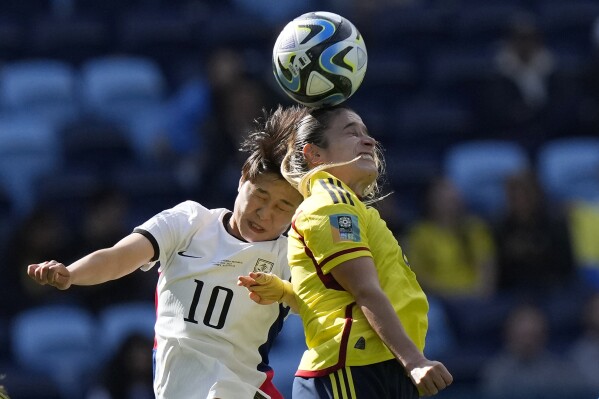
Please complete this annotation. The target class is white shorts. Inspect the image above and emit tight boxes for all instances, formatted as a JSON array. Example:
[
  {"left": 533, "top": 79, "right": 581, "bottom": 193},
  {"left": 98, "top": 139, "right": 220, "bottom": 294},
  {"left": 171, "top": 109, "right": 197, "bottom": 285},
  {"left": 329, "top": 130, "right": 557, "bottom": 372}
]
[{"left": 154, "top": 343, "right": 271, "bottom": 399}]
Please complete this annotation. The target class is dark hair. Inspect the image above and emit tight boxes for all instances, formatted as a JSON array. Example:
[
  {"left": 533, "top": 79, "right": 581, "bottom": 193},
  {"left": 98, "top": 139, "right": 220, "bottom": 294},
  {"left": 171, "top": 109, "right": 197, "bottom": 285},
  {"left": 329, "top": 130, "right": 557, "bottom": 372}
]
[{"left": 239, "top": 104, "right": 309, "bottom": 182}]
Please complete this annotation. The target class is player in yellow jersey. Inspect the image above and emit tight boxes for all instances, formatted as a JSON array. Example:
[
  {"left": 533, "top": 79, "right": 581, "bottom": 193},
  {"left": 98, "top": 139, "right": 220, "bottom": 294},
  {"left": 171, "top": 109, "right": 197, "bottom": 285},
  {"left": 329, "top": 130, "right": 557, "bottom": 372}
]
[{"left": 239, "top": 105, "right": 452, "bottom": 398}]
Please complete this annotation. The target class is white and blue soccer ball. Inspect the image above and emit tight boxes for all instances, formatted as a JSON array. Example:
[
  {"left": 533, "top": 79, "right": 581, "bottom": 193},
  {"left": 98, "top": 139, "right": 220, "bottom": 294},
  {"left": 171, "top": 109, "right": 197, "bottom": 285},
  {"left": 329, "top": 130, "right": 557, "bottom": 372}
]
[{"left": 272, "top": 11, "right": 368, "bottom": 108}]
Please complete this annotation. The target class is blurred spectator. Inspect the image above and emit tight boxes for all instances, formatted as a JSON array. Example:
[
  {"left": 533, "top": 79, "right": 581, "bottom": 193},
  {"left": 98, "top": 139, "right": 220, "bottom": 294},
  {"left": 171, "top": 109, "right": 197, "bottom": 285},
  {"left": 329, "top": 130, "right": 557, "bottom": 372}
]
[
  {"left": 568, "top": 200, "right": 599, "bottom": 289},
  {"left": 70, "top": 187, "right": 157, "bottom": 312},
  {"left": 77, "top": 187, "right": 131, "bottom": 255},
  {"left": 86, "top": 333, "right": 154, "bottom": 399},
  {"left": 151, "top": 77, "right": 211, "bottom": 164},
  {"left": 406, "top": 177, "right": 497, "bottom": 299},
  {"left": 479, "top": 303, "right": 579, "bottom": 399},
  {"left": 567, "top": 292, "right": 599, "bottom": 395},
  {"left": 483, "top": 13, "right": 558, "bottom": 149},
  {"left": 193, "top": 47, "right": 277, "bottom": 208},
  {"left": 4, "top": 206, "right": 79, "bottom": 317},
  {"left": 493, "top": 170, "right": 576, "bottom": 296}
]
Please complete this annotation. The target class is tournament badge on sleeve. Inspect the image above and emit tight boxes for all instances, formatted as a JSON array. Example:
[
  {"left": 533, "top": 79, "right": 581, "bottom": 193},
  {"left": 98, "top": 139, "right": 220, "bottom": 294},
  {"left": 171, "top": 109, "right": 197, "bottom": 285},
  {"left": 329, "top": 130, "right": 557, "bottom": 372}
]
[{"left": 329, "top": 214, "right": 361, "bottom": 242}]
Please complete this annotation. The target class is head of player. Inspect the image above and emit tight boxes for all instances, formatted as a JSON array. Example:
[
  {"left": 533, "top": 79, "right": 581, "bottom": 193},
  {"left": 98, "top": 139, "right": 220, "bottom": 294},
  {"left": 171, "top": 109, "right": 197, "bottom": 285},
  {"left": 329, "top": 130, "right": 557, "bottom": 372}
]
[
  {"left": 229, "top": 105, "right": 307, "bottom": 242},
  {"left": 282, "top": 105, "right": 385, "bottom": 200}
]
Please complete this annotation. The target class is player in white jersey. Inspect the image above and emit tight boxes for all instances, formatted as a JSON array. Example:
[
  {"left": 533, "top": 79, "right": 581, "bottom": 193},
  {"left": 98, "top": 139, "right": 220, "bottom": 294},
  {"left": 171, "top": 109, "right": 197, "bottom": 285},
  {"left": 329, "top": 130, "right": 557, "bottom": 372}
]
[{"left": 27, "top": 105, "right": 308, "bottom": 399}]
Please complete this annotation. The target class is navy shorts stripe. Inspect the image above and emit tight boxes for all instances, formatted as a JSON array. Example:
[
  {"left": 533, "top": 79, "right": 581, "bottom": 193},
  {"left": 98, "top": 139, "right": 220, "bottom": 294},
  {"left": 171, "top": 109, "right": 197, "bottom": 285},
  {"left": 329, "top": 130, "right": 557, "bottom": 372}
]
[{"left": 293, "top": 359, "right": 418, "bottom": 399}]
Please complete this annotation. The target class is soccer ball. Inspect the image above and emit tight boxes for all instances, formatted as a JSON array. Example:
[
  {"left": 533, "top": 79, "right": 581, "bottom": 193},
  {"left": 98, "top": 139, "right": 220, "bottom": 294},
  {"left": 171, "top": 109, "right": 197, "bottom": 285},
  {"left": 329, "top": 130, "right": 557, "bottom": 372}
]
[{"left": 272, "top": 11, "right": 367, "bottom": 108}]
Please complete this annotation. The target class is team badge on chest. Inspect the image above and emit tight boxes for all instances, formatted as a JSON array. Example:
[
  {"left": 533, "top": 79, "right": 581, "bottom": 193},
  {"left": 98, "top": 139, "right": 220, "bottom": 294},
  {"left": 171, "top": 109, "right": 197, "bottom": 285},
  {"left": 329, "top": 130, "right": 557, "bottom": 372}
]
[{"left": 254, "top": 258, "right": 274, "bottom": 273}]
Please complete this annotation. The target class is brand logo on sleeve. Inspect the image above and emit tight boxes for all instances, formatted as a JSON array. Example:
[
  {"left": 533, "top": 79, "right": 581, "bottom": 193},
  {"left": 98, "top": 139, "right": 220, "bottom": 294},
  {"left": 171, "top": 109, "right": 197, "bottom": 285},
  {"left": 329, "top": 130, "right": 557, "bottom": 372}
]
[{"left": 354, "top": 336, "right": 366, "bottom": 350}]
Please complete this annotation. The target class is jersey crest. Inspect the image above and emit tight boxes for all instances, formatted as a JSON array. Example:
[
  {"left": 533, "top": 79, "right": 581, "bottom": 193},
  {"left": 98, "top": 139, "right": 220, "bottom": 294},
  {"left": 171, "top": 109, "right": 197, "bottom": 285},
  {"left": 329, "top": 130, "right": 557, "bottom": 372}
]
[{"left": 254, "top": 258, "right": 275, "bottom": 273}]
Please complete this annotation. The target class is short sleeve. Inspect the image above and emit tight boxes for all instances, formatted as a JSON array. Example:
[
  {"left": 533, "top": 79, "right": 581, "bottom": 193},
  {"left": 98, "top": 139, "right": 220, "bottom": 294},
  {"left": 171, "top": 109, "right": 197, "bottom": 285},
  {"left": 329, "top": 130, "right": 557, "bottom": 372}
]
[
  {"left": 295, "top": 202, "right": 372, "bottom": 274},
  {"left": 134, "top": 201, "right": 209, "bottom": 271}
]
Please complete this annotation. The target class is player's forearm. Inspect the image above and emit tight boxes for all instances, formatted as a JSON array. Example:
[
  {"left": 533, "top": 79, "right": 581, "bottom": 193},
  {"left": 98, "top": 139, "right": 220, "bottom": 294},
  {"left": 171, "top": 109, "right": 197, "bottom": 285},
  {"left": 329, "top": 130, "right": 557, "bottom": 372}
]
[
  {"left": 280, "top": 282, "right": 299, "bottom": 313},
  {"left": 68, "top": 249, "right": 132, "bottom": 285},
  {"left": 356, "top": 292, "right": 426, "bottom": 368}
]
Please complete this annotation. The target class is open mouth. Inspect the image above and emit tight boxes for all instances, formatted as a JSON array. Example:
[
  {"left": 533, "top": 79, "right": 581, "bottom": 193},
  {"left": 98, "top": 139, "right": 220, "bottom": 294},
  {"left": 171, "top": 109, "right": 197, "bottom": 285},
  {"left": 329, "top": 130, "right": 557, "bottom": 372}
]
[
  {"left": 248, "top": 221, "right": 265, "bottom": 233},
  {"left": 359, "top": 153, "right": 374, "bottom": 161}
]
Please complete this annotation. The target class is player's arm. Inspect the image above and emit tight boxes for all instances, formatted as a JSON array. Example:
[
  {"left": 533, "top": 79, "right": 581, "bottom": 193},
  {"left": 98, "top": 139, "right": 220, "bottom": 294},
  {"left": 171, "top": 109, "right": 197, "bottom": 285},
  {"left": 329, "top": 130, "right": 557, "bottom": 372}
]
[
  {"left": 330, "top": 257, "right": 453, "bottom": 397},
  {"left": 27, "top": 232, "right": 155, "bottom": 290}
]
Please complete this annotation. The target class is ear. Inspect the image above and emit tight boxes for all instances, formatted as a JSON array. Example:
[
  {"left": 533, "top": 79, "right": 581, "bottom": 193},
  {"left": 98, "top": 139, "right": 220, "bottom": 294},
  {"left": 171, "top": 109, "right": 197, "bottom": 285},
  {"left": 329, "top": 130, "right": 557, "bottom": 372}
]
[{"left": 302, "top": 143, "right": 322, "bottom": 167}]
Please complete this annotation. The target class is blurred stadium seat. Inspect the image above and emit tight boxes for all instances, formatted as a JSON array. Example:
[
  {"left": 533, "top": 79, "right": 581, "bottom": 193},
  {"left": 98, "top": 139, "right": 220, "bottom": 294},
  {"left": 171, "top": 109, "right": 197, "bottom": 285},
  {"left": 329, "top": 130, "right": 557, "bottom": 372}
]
[
  {"left": 537, "top": 137, "right": 599, "bottom": 203},
  {"left": 98, "top": 301, "right": 156, "bottom": 362},
  {"left": 444, "top": 140, "right": 530, "bottom": 218},
  {"left": 80, "top": 55, "right": 167, "bottom": 124},
  {"left": 10, "top": 305, "right": 101, "bottom": 399},
  {"left": 0, "top": 58, "right": 80, "bottom": 128},
  {"left": 0, "top": 115, "right": 60, "bottom": 216}
]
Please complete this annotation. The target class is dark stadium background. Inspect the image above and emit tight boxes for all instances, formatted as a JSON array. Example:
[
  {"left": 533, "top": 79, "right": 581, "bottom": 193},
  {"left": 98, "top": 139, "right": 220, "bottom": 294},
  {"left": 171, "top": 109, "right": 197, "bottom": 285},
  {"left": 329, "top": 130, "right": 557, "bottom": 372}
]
[{"left": 1, "top": 0, "right": 598, "bottom": 398}]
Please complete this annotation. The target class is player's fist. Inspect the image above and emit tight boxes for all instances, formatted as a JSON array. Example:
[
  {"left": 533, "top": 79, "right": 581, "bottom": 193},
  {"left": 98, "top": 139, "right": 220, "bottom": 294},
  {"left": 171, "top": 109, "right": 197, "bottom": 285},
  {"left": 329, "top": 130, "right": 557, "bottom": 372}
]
[
  {"left": 27, "top": 260, "right": 72, "bottom": 290},
  {"left": 408, "top": 360, "right": 453, "bottom": 397}
]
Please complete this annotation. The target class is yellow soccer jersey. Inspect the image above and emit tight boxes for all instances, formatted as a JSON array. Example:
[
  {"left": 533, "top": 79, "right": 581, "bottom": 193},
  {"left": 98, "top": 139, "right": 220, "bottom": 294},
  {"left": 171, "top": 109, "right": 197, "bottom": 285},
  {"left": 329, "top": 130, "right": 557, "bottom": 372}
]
[{"left": 288, "top": 171, "right": 429, "bottom": 377}]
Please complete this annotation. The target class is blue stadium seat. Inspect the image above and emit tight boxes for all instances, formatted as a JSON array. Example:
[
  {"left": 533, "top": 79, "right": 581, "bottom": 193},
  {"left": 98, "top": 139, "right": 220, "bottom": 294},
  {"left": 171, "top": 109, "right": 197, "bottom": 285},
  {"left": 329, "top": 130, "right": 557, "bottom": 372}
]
[
  {"left": 80, "top": 55, "right": 167, "bottom": 125},
  {"left": 98, "top": 301, "right": 156, "bottom": 362},
  {"left": 10, "top": 305, "right": 101, "bottom": 399},
  {"left": 537, "top": 137, "right": 599, "bottom": 203},
  {"left": 0, "top": 59, "right": 80, "bottom": 128},
  {"left": 444, "top": 140, "right": 530, "bottom": 218},
  {"left": 0, "top": 115, "right": 60, "bottom": 216}
]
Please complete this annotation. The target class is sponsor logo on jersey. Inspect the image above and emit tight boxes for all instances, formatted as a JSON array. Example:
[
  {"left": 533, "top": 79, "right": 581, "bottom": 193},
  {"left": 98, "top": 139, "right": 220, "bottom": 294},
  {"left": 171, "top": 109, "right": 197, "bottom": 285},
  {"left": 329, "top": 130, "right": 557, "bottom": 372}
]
[
  {"left": 329, "top": 214, "right": 361, "bottom": 242},
  {"left": 254, "top": 258, "right": 274, "bottom": 273}
]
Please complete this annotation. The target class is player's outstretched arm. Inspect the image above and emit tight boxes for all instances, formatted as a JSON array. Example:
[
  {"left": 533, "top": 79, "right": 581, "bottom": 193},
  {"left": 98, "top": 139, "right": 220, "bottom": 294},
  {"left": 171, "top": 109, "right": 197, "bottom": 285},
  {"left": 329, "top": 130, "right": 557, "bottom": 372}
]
[
  {"left": 330, "top": 257, "right": 453, "bottom": 397},
  {"left": 237, "top": 272, "right": 299, "bottom": 312},
  {"left": 27, "top": 232, "right": 155, "bottom": 290}
]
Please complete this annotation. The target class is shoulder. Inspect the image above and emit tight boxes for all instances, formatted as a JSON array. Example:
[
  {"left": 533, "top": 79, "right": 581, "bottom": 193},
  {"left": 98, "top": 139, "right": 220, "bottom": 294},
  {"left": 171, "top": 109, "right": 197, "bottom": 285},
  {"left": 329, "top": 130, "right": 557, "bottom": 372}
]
[
  {"left": 169, "top": 201, "right": 228, "bottom": 220},
  {"left": 311, "top": 176, "right": 359, "bottom": 207}
]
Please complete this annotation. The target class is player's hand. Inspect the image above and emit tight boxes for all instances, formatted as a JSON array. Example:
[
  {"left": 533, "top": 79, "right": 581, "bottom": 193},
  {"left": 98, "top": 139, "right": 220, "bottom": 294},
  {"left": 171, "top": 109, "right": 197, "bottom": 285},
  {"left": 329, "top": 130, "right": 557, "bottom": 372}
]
[
  {"left": 27, "top": 260, "right": 72, "bottom": 290},
  {"left": 406, "top": 359, "right": 453, "bottom": 397},
  {"left": 237, "top": 272, "right": 291, "bottom": 305}
]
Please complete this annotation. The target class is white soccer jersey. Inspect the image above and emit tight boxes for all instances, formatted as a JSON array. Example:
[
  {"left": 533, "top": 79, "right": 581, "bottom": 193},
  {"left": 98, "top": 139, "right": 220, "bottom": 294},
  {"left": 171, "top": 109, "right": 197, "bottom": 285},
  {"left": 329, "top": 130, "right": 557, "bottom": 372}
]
[{"left": 134, "top": 201, "right": 290, "bottom": 399}]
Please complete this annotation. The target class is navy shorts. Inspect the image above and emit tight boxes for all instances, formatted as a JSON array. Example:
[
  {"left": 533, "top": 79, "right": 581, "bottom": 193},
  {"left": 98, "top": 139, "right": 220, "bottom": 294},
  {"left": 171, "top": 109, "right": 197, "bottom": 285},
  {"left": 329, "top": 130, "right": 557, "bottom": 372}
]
[{"left": 292, "top": 359, "right": 418, "bottom": 399}]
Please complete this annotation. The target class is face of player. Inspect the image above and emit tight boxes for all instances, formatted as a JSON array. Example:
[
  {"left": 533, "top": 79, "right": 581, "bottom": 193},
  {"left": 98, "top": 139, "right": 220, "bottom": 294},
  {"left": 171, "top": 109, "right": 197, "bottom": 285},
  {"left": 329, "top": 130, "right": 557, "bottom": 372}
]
[
  {"left": 230, "top": 173, "right": 303, "bottom": 242},
  {"left": 308, "top": 109, "right": 378, "bottom": 195}
]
